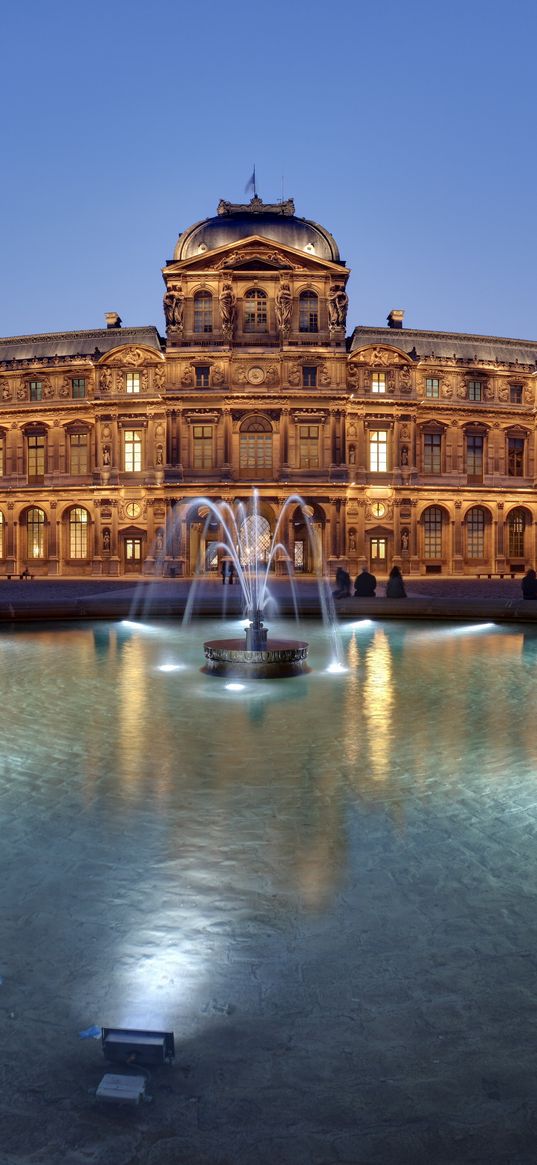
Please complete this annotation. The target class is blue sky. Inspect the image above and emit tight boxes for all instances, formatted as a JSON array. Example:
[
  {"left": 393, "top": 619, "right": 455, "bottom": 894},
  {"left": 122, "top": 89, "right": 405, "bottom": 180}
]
[{"left": 2, "top": 0, "right": 536, "bottom": 341}]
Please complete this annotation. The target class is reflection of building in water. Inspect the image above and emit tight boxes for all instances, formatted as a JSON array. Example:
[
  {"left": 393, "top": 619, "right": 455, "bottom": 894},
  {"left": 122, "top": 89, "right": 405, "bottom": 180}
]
[
  {"left": 363, "top": 631, "right": 394, "bottom": 782},
  {"left": 2, "top": 194, "right": 537, "bottom": 580}
]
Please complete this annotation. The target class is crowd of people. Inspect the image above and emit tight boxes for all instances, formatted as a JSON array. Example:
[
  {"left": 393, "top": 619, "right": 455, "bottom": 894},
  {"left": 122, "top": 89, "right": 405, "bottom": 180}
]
[{"left": 333, "top": 565, "right": 407, "bottom": 599}]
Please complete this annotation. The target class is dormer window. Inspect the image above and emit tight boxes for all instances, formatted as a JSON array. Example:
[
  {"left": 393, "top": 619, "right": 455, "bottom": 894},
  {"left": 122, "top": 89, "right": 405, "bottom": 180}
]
[
  {"left": 372, "top": 372, "right": 386, "bottom": 394},
  {"left": 299, "top": 291, "right": 319, "bottom": 333},
  {"left": 30, "top": 380, "right": 43, "bottom": 401},
  {"left": 126, "top": 372, "right": 140, "bottom": 394},
  {"left": 510, "top": 384, "right": 523, "bottom": 404},
  {"left": 195, "top": 365, "right": 210, "bottom": 387},
  {"left": 244, "top": 289, "right": 267, "bottom": 333},
  {"left": 468, "top": 380, "right": 482, "bottom": 401}
]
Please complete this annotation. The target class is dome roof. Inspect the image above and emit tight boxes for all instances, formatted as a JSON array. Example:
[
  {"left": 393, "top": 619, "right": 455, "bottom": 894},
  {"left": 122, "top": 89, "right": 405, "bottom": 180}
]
[{"left": 174, "top": 197, "right": 341, "bottom": 263}]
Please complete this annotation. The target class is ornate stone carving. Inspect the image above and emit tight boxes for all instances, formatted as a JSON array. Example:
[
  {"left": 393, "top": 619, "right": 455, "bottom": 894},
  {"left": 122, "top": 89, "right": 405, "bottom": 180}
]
[
  {"left": 524, "top": 384, "right": 534, "bottom": 404},
  {"left": 387, "top": 369, "right": 396, "bottom": 394},
  {"left": 0, "top": 381, "right": 12, "bottom": 401},
  {"left": 108, "top": 347, "right": 147, "bottom": 367},
  {"left": 100, "top": 369, "right": 112, "bottom": 393},
  {"left": 354, "top": 346, "right": 405, "bottom": 367},
  {"left": 60, "top": 377, "right": 70, "bottom": 398},
  {"left": 116, "top": 370, "right": 124, "bottom": 392},
  {"left": 163, "top": 288, "right": 184, "bottom": 331},
  {"left": 399, "top": 367, "right": 412, "bottom": 393},
  {"left": 275, "top": 282, "right": 292, "bottom": 337},
  {"left": 265, "top": 365, "right": 278, "bottom": 386},
  {"left": 155, "top": 365, "right": 165, "bottom": 390},
  {"left": 328, "top": 284, "right": 348, "bottom": 331},
  {"left": 212, "top": 364, "right": 225, "bottom": 386},
  {"left": 233, "top": 365, "right": 248, "bottom": 384},
  {"left": 141, "top": 369, "right": 149, "bottom": 392},
  {"left": 484, "top": 381, "right": 495, "bottom": 401},
  {"left": 441, "top": 377, "right": 453, "bottom": 398},
  {"left": 288, "top": 362, "right": 301, "bottom": 387},
  {"left": 214, "top": 247, "right": 299, "bottom": 270},
  {"left": 219, "top": 283, "right": 236, "bottom": 340},
  {"left": 347, "top": 363, "right": 360, "bottom": 385},
  {"left": 181, "top": 364, "right": 194, "bottom": 386},
  {"left": 456, "top": 378, "right": 467, "bottom": 398},
  {"left": 318, "top": 363, "right": 331, "bottom": 387},
  {"left": 17, "top": 384, "right": 27, "bottom": 400}
]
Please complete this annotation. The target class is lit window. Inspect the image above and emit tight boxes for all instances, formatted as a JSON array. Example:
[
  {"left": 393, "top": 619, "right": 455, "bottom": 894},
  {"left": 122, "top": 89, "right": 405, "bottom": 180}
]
[
  {"left": 302, "top": 366, "right": 317, "bottom": 387},
  {"left": 423, "top": 506, "right": 443, "bottom": 558},
  {"left": 510, "top": 384, "right": 523, "bottom": 404},
  {"left": 70, "top": 432, "right": 89, "bottom": 475},
  {"left": 193, "top": 425, "right": 213, "bottom": 469},
  {"left": 69, "top": 507, "right": 89, "bottom": 558},
  {"left": 72, "top": 378, "right": 86, "bottom": 398},
  {"left": 299, "top": 425, "right": 319, "bottom": 469},
  {"left": 370, "top": 538, "right": 386, "bottom": 561},
  {"left": 466, "top": 434, "right": 483, "bottom": 477},
  {"left": 371, "top": 372, "right": 386, "bottom": 394},
  {"left": 27, "top": 507, "right": 45, "bottom": 558},
  {"left": 193, "top": 291, "right": 213, "bottom": 333},
  {"left": 195, "top": 366, "right": 210, "bottom": 387},
  {"left": 244, "top": 289, "right": 267, "bottom": 333},
  {"left": 426, "top": 377, "right": 439, "bottom": 398},
  {"left": 28, "top": 433, "right": 45, "bottom": 481},
  {"left": 299, "top": 291, "right": 318, "bottom": 333},
  {"left": 508, "top": 510, "right": 525, "bottom": 556},
  {"left": 423, "top": 432, "right": 441, "bottom": 473},
  {"left": 369, "top": 430, "right": 388, "bottom": 471},
  {"left": 124, "top": 429, "right": 142, "bottom": 472},
  {"left": 126, "top": 372, "right": 140, "bottom": 394},
  {"left": 508, "top": 437, "right": 524, "bottom": 477},
  {"left": 30, "top": 381, "right": 43, "bottom": 401},
  {"left": 468, "top": 380, "right": 482, "bottom": 401},
  {"left": 467, "top": 507, "right": 485, "bottom": 557}
]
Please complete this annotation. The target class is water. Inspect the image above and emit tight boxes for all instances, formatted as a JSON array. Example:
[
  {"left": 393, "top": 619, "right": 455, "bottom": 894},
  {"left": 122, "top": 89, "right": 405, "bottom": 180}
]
[{"left": 2, "top": 618, "right": 537, "bottom": 1163}]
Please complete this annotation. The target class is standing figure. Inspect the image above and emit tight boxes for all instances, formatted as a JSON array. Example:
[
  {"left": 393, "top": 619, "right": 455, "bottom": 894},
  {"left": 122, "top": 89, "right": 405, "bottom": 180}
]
[
  {"left": 219, "top": 283, "right": 236, "bottom": 341},
  {"left": 328, "top": 284, "right": 349, "bottom": 331},
  {"left": 275, "top": 282, "right": 293, "bottom": 337},
  {"left": 163, "top": 287, "right": 184, "bottom": 330},
  {"left": 386, "top": 565, "right": 407, "bottom": 598}
]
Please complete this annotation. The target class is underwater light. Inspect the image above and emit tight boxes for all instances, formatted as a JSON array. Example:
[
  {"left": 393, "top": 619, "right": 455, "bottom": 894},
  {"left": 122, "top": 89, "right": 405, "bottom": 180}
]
[
  {"left": 157, "top": 663, "right": 184, "bottom": 672},
  {"left": 101, "top": 1027, "right": 175, "bottom": 1066},
  {"left": 348, "top": 619, "right": 373, "bottom": 629},
  {"left": 326, "top": 661, "right": 347, "bottom": 674},
  {"left": 225, "top": 682, "right": 246, "bottom": 691}
]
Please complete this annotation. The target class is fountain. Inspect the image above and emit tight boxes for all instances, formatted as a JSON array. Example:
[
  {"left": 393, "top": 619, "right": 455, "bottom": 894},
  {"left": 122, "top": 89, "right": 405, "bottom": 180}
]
[{"left": 197, "top": 492, "right": 312, "bottom": 678}]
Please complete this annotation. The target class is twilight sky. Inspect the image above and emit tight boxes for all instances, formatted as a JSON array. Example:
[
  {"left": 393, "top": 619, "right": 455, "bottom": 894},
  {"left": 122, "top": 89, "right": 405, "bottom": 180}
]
[{"left": 2, "top": 0, "right": 536, "bottom": 342}]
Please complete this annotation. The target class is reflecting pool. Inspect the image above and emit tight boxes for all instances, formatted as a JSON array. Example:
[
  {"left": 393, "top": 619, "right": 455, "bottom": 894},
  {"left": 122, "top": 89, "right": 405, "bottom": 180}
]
[{"left": 2, "top": 618, "right": 537, "bottom": 1164}]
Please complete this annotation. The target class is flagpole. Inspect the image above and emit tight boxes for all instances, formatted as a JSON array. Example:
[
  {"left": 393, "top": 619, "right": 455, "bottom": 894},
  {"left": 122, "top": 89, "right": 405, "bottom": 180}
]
[{"left": 253, "top": 164, "right": 256, "bottom": 197}]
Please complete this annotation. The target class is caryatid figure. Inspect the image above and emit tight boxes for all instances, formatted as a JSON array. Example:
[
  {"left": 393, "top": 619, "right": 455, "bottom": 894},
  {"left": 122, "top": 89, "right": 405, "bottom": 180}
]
[
  {"left": 275, "top": 281, "right": 293, "bottom": 337},
  {"left": 219, "top": 283, "right": 236, "bottom": 341},
  {"left": 328, "top": 284, "right": 349, "bottom": 331},
  {"left": 163, "top": 287, "right": 184, "bottom": 330}
]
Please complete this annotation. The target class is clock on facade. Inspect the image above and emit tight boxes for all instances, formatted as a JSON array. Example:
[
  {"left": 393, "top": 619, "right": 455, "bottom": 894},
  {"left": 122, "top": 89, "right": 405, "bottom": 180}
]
[
  {"left": 125, "top": 502, "right": 141, "bottom": 519},
  {"left": 247, "top": 366, "right": 265, "bottom": 385},
  {"left": 371, "top": 502, "right": 386, "bottom": 518}
]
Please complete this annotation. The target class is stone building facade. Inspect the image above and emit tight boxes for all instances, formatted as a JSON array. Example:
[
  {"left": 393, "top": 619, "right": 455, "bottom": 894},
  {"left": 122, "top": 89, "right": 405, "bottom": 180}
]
[{"left": 1, "top": 195, "right": 536, "bottom": 578}]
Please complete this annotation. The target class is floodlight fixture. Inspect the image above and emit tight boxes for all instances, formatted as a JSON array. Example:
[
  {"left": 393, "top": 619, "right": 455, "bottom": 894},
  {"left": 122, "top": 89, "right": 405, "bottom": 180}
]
[{"left": 101, "top": 1027, "right": 175, "bottom": 1066}]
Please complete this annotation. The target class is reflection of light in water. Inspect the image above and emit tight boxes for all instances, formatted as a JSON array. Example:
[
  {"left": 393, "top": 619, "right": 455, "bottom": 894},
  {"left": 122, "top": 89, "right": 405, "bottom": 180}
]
[
  {"left": 118, "top": 637, "right": 148, "bottom": 784},
  {"left": 342, "top": 636, "right": 361, "bottom": 768},
  {"left": 412, "top": 622, "right": 496, "bottom": 642},
  {"left": 363, "top": 631, "right": 393, "bottom": 782}
]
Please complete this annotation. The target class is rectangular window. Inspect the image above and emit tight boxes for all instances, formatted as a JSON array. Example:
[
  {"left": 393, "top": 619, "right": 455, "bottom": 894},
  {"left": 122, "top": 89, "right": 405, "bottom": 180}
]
[
  {"left": 72, "top": 378, "right": 86, "bottom": 398},
  {"left": 369, "top": 430, "right": 388, "bottom": 472},
  {"left": 370, "top": 537, "right": 387, "bottom": 561},
  {"left": 124, "top": 429, "right": 142, "bottom": 472},
  {"left": 371, "top": 373, "right": 386, "bottom": 394},
  {"left": 424, "top": 508, "right": 443, "bottom": 558},
  {"left": 195, "top": 366, "right": 210, "bottom": 387},
  {"left": 299, "top": 425, "right": 319, "bottom": 469},
  {"left": 28, "top": 434, "right": 45, "bottom": 480},
  {"left": 302, "top": 366, "right": 317, "bottom": 387},
  {"left": 239, "top": 434, "right": 272, "bottom": 469},
  {"left": 467, "top": 509, "right": 485, "bottom": 558},
  {"left": 508, "top": 437, "right": 524, "bottom": 477},
  {"left": 423, "top": 432, "right": 441, "bottom": 473},
  {"left": 126, "top": 372, "right": 141, "bottom": 394},
  {"left": 193, "top": 424, "right": 213, "bottom": 469},
  {"left": 468, "top": 380, "right": 482, "bottom": 401},
  {"left": 466, "top": 434, "right": 483, "bottom": 477},
  {"left": 70, "top": 432, "right": 89, "bottom": 475},
  {"left": 510, "top": 384, "right": 523, "bottom": 404},
  {"left": 426, "top": 377, "right": 440, "bottom": 398},
  {"left": 30, "top": 381, "right": 43, "bottom": 401}
]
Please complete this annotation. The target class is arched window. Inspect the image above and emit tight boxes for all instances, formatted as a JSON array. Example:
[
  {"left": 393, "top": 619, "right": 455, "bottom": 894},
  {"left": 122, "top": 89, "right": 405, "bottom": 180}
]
[
  {"left": 239, "top": 416, "right": 272, "bottom": 475},
  {"left": 26, "top": 507, "right": 46, "bottom": 559},
  {"left": 508, "top": 509, "right": 526, "bottom": 558},
  {"left": 69, "top": 507, "right": 89, "bottom": 559},
  {"left": 299, "top": 291, "right": 318, "bottom": 333},
  {"left": 0, "top": 511, "right": 4, "bottom": 559},
  {"left": 193, "top": 290, "right": 213, "bottom": 334},
  {"left": 423, "top": 506, "right": 443, "bottom": 559},
  {"left": 467, "top": 507, "right": 485, "bottom": 558},
  {"left": 243, "top": 289, "right": 267, "bottom": 333}
]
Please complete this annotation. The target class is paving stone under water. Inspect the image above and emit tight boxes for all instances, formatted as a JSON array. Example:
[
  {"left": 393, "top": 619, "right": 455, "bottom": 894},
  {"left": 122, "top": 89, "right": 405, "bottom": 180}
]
[{"left": 1, "top": 617, "right": 537, "bottom": 1163}]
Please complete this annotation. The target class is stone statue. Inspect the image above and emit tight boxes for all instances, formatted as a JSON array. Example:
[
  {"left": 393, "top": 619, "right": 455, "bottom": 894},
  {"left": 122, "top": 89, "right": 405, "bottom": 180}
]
[
  {"left": 102, "top": 527, "right": 111, "bottom": 551},
  {"left": 163, "top": 287, "right": 184, "bottom": 330},
  {"left": 275, "top": 282, "right": 293, "bottom": 337},
  {"left": 328, "top": 284, "right": 349, "bottom": 331},
  {"left": 102, "top": 445, "right": 111, "bottom": 466},
  {"left": 219, "top": 283, "right": 236, "bottom": 340},
  {"left": 401, "top": 529, "right": 409, "bottom": 552},
  {"left": 400, "top": 445, "right": 409, "bottom": 466},
  {"left": 156, "top": 444, "right": 163, "bottom": 466},
  {"left": 155, "top": 365, "right": 165, "bottom": 390},
  {"left": 100, "top": 368, "right": 112, "bottom": 393}
]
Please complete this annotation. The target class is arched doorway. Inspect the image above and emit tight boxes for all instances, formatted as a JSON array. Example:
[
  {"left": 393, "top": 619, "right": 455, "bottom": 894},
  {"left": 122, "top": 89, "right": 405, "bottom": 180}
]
[{"left": 291, "top": 503, "right": 325, "bottom": 573}]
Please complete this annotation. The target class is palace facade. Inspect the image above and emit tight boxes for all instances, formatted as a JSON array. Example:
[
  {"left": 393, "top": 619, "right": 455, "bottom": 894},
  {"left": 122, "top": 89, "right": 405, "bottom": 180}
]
[{"left": 1, "top": 195, "right": 536, "bottom": 578}]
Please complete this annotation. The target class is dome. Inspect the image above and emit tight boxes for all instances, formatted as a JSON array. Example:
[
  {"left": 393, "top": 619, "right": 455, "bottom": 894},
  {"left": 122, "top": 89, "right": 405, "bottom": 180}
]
[{"left": 174, "top": 197, "right": 341, "bottom": 263}]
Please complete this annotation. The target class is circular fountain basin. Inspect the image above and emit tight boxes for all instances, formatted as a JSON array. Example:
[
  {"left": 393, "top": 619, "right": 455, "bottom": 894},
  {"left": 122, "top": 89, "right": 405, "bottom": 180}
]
[{"left": 203, "top": 637, "right": 310, "bottom": 678}]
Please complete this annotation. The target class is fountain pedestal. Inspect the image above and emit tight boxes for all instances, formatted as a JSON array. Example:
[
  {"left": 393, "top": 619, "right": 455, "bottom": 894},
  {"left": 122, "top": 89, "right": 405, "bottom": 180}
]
[{"left": 204, "top": 611, "right": 309, "bottom": 678}]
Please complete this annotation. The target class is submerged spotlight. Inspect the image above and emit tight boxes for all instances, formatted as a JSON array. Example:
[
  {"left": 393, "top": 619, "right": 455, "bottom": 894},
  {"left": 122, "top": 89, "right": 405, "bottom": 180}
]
[
  {"left": 326, "top": 660, "right": 347, "bottom": 674},
  {"left": 101, "top": 1027, "right": 175, "bottom": 1066},
  {"left": 225, "top": 681, "right": 246, "bottom": 691}
]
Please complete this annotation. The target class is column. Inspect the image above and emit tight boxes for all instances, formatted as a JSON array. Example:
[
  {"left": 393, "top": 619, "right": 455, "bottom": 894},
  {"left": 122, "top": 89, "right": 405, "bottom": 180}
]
[{"left": 452, "top": 502, "right": 463, "bottom": 574}]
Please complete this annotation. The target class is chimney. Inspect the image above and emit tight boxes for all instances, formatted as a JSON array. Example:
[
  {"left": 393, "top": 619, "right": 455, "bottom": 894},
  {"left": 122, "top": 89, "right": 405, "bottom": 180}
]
[
  {"left": 105, "top": 312, "right": 122, "bottom": 329},
  {"left": 387, "top": 309, "right": 404, "bottom": 329}
]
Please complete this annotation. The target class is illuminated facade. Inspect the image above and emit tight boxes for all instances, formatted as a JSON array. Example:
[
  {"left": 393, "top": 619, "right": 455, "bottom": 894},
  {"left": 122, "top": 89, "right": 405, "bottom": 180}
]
[{"left": 1, "top": 195, "right": 536, "bottom": 577}]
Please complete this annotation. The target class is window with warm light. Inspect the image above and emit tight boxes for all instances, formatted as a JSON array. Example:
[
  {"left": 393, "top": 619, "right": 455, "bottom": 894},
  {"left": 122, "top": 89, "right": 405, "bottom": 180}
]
[
  {"left": 369, "top": 430, "right": 388, "bottom": 471},
  {"left": 70, "top": 432, "right": 89, "bottom": 475},
  {"left": 508, "top": 510, "right": 525, "bottom": 557},
  {"left": 467, "top": 507, "right": 485, "bottom": 557},
  {"left": 124, "top": 429, "right": 142, "bottom": 472},
  {"left": 423, "top": 506, "right": 443, "bottom": 558},
  {"left": 299, "top": 425, "right": 319, "bottom": 469},
  {"left": 193, "top": 424, "right": 213, "bottom": 469},
  {"left": 126, "top": 372, "right": 141, "bottom": 394},
  {"left": 69, "top": 507, "right": 89, "bottom": 558},
  {"left": 27, "top": 507, "right": 45, "bottom": 558},
  {"left": 239, "top": 418, "right": 272, "bottom": 471},
  {"left": 371, "top": 372, "right": 386, "bottom": 394},
  {"left": 27, "top": 433, "right": 45, "bottom": 482}
]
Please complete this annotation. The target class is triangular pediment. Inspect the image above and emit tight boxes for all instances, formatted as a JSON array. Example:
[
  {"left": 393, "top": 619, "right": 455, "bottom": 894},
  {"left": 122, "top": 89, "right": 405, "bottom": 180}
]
[
  {"left": 163, "top": 235, "right": 347, "bottom": 277},
  {"left": 97, "top": 344, "right": 164, "bottom": 367}
]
